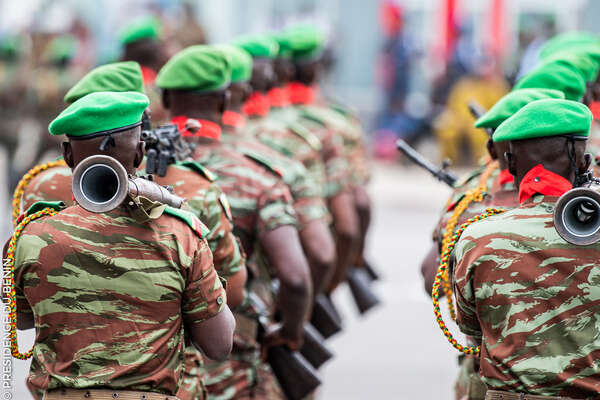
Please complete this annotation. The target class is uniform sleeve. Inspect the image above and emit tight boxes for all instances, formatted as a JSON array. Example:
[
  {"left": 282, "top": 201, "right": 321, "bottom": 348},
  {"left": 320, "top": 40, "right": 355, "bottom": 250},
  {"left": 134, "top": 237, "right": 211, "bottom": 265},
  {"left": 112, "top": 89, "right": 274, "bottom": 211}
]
[
  {"left": 201, "top": 184, "right": 246, "bottom": 279},
  {"left": 256, "top": 180, "right": 298, "bottom": 236},
  {"left": 288, "top": 165, "right": 331, "bottom": 227},
  {"left": 452, "top": 232, "right": 482, "bottom": 339},
  {"left": 321, "top": 129, "right": 353, "bottom": 198},
  {"left": 182, "top": 238, "right": 227, "bottom": 324},
  {"left": 4, "top": 234, "right": 37, "bottom": 316}
]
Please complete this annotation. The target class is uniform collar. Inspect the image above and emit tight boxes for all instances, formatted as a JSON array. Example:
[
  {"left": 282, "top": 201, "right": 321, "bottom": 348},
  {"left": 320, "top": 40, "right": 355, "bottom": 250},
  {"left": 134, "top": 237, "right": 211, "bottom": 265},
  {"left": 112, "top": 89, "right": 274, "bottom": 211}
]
[
  {"left": 171, "top": 115, "right": 222, "bottom": 140},
  {"left": 268, "top": 87, "right": 290, "bottom": 108},
  {"left": 222, "top": 110, "right": 246, "bottom": 129},
  {"left": 242, "top": 92, "right": 270, "bottom": 117},
  {"left": 287, "top": 82, "right": 317, "bottom": 105},
  {"left": 498, "top": 168, "right": 515, "bottom": 186},
  {"left": 518, "top": 164, "right": 572, "bottom": 204},
  {"left": 140, "top": 65, "right": 157, "bottom": 85}
]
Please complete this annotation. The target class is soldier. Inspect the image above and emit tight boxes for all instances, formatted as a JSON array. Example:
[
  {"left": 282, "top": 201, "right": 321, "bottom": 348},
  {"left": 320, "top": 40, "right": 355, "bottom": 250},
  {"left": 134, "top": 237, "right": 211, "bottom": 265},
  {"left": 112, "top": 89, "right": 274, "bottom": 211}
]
[
  {"left": 156, "top": 45, "right": 312, "bottom": 399},
  {"left": 6, "top": 91, "right": 235, "bottom": 400},
  {"left": 15, "top": 61, "right": 247, "bottom": 400},
  {"left": 425, "top": 88, "right": 565, "bottom": 400},
  {"left": 453, "top": 98, "right": 598, "bottom": 399},
  {"left": 217, "top": 43, "right": 335, "bottom": 294}
]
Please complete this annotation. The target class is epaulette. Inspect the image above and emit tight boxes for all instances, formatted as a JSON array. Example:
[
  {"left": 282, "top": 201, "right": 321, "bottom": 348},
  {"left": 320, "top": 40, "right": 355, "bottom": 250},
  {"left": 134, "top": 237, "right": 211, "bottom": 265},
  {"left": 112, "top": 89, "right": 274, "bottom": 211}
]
[
  {"left": 242, "top": 150, "right": 284, "bottom": 178},
  {"left": 25, "top": 201, "right": 66, "bottom": 217},
  {"left": 176, "top": 160, "right": 217, "bottom": 182},
  {"left": 288, "top": 121, "right": 322, "bottom": 152},
  {"left": 164, "top": 206, "right": 210, "bottom": 238}
]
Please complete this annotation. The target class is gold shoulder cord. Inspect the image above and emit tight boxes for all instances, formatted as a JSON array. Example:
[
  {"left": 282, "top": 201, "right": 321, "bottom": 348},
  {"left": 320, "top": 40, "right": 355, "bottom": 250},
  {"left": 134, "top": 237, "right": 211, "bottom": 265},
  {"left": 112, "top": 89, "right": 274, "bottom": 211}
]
[
  {"left": 439, "top": 161, "right": 499, "bottom": 320},
  {"left": 12, "top": 159, "right": 67, "bottom": 227}
]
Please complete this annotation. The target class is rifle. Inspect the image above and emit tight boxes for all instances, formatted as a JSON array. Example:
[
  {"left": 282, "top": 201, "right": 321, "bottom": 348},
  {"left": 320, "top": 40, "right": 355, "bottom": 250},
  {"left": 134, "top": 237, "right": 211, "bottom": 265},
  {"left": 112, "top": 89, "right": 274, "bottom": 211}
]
[
  {"left": 347, "top": 267, "right": 380, "bottom": 315},
  {"left": 396, "top": 139, "right": 457, "bottom": 187},
  {"left": 467, "top": 100, "right": 493, "bottom": 137},
  {"left": 310, "top": 293, "right": 343, "bottom": 339},
  {"left": 141, "top": 124, "right": 193, "bottom": 177},
  {"left": 364, "top": 259, "right": 380, "bottom": 282},
  {"left": 248, "top": 292, "right": 321, "bottom": 399}
]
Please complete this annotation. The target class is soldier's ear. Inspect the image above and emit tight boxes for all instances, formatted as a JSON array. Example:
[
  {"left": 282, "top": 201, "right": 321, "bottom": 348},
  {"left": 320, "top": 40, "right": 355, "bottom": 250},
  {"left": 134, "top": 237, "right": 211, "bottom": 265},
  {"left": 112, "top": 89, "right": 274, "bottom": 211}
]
[
  {"left": 62, "top": 142, "right": 74, "bottom": 169},
  {"left": 582, "top": 153, "right": 592, "bottom": 174},
  {"left": 505, "top": 152, "right": 516, "bottom": 176},
  {"left": 486, "top": 139, "right": 497, "bottom": 160},
  {"left": 133, "top": 141, "right": 144, "bottom": 168}
]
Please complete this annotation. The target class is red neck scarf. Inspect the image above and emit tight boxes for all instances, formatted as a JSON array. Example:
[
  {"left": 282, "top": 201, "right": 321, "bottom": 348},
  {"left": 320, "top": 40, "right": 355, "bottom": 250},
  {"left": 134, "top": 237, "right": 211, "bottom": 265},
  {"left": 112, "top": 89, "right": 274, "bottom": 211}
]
[
  {"left": 498, "top": 169, "right": 515, "bottom": 186},
  {"left": 518, "top": 164, "right": 572, "bottom": 204},
  {"left": 171, "top": 115, "right": 222, "bottom": 140},
  {"left": 242, "top": 92, "right": 270, "bottom": 117},
  {"left": 268, "top": 87, "right": 290, "bottom": 108},
  {"left": 140, "top": 66, "right": 157, "bottom": 85},
  {"left": 222, "top": 110, "right": 246, "bottom": 129},
  {"left": 287, "top": 82, "right": 316, "bottom": 105}
]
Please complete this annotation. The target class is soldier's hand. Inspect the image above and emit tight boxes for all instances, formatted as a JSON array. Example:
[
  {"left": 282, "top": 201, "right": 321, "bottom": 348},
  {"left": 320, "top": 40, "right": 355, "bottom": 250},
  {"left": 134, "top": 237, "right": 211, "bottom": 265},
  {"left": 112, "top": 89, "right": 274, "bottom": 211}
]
[{"left": 260, "top": 323, "right": 303, "bottom": 360}]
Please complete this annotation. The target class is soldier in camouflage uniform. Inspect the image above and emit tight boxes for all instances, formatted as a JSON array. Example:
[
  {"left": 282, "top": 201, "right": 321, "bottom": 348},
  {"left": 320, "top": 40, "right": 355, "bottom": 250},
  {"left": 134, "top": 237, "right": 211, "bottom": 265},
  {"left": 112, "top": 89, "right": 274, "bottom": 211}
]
[
  {"left": 235, "top": 33, "right": 359, "bottom": 294},
  {"left": 433, "top": 88, "right": 564, "bottom": 400},
  {"left": 157, "top": 45, "right": 312, "bottom": 399},
  {"left": 15, "top": 61, "right": 247, "bottom": 400},
  {"left": 453, "top": 99, "right": 599, "bottom": 399},
  {"left": 217, "top": 43, "right": 335, "bottom": 295},
  {"left": 7, "top": 91, "right": 235, "bottom": 400}
]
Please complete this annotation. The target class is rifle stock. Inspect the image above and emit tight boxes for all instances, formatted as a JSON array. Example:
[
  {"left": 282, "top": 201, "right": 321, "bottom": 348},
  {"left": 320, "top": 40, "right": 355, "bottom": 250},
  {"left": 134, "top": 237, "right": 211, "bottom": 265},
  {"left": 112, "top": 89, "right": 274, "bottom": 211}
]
[
  {"left": 347, "top": 267, "right": 380, "bottom": 315},
  {"left": 301, "top": 323, "right": 334, "bottom": 369},
  {"left": 310, "top": 293, "right": 342, "bottom": 338},
  {"left": 364, "top": 259, "right": 380, "bottom": 282},
  {"left": 267, "top": 346, "right": 322, "bottom": 400}
]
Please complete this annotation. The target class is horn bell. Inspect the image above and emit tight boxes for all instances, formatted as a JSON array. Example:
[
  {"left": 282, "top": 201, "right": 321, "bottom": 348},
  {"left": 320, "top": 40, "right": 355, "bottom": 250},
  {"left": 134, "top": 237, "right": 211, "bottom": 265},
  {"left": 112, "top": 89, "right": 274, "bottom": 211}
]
[{"left": 554, "top": 187, "right": 600, "bottom": 246}]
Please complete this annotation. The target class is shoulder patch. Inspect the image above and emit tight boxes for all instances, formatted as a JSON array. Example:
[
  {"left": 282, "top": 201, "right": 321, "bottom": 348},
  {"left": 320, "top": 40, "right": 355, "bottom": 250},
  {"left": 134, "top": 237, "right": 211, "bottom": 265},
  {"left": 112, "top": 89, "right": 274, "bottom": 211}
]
[
  {"left": 25, "top": 201, "right": 66, "bottom": 216},
  {"left": 176, "top": 160, "right": 217, "bottom": 182},
  {"left": 288, "top": 122, "right": 322, "bottom": 151},
  {"left": 164, "top": 206, "right": 210, "bottom": 238},
  {"left": 242, "top": 150, "right": 284, "bottom": 178}
]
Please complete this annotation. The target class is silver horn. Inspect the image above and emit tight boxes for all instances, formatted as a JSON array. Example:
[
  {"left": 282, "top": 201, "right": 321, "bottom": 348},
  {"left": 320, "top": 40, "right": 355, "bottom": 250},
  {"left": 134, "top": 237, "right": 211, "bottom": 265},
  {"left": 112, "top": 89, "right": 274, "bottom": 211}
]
[
  {"left": 72, "top": 155, "right": 184, "bottom": 213},
  {"left": 554, "top": 186, "right": 600, "bottom": 245}
]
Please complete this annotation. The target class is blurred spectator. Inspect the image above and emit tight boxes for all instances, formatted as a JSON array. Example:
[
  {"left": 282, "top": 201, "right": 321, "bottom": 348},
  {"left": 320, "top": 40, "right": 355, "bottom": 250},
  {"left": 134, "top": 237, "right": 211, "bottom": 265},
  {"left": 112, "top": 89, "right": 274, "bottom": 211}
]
[
  {"left": 172, "top": 2, "right": 207, "bottom": 49},
  {"left": 515, "top": 16, "right": 555, "bottom": 81},
  {"left": 434, "top": 53, "right": 508, "bottom": 165}
]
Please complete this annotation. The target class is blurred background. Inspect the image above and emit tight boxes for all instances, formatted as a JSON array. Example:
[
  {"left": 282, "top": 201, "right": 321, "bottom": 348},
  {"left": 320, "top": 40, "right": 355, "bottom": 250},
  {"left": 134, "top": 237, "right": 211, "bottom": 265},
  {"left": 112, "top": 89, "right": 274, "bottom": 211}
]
[{"left": 1, "top": 0, "right": 600, "bottom": 398}]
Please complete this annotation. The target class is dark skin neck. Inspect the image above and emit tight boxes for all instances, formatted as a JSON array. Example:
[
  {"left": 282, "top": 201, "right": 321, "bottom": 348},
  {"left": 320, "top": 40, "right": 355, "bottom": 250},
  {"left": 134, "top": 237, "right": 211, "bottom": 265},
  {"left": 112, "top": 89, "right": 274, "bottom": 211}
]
[
  {"left": 228, "top": 82, "right": 251, "bottom": 112},
  {"left": 486, "top": 138, "right": 510, "bottom": 170},
  {"left": 506, "top": 136, "right": 591, "bottom": 189},
  {"left": 62, "top": 126, "right": 144, "bottom": 175},
  {"left": 294, "top": 59, "right": 322, "bottom": 86},
  {"left": 122, "top": 38, "right": 165, "bottom": 71},
  {"left": 249, "top": 58, "right": 276, "bottom": 93},
  {"left": 273, "top": 58, "right": 295, "bottom": 86},
  {"left": 163, "top": 89, "right": 227, "bottom": 124}
]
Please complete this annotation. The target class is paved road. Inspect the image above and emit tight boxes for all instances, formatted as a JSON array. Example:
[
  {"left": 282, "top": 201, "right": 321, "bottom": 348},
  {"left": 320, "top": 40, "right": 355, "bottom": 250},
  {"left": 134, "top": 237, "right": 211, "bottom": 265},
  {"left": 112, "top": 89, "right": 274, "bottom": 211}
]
[{"left": 1, "top": 161, "right": 463, "bottom": 399}]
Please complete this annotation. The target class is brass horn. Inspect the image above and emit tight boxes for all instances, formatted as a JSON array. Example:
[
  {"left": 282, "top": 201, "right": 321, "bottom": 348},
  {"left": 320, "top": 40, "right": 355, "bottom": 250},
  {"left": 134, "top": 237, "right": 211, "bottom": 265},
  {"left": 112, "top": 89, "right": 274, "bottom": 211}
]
[
  {"left": 72, "top": 155, "right": 184, "bottom": 213},
  {"left": 554, "top": 186, "right": 600, "bottom": 245}
]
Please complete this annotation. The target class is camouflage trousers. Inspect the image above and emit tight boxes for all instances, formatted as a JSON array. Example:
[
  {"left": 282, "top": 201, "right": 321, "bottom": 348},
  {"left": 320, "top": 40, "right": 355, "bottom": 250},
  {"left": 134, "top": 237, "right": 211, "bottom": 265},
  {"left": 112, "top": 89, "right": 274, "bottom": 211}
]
[
  {"left": 202, "top": 315, "right": 284, "bottom": 400},
  {"left": 177, "top": 346, "right": 207, "bottom": 400},
  {"left": 455, "top": 355, "right": 487, "bottom": 400}
]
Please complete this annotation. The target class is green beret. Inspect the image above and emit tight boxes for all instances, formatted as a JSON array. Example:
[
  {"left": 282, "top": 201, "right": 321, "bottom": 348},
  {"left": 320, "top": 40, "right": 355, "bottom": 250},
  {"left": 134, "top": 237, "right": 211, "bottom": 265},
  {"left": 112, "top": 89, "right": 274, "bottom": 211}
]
[
  {"left": 513, "top": 60, "right": 587, "bottom": 101},
  {"left": 156, "top": 45, "right": 231, "bottom": 91},
  {"left": 475, "top": 89, "right": 565, "bottom": 130},
  {"left": 539, "top": 32, "right": 600, "bottom": 60},
  {"left": 64, "top": 61, "right": 144, "bottom": 104},
  {"left": 43, "top": 35, "right": 77, "bottom": 64},
  {"left": 493, "top": 99, "right": 592, "bottom": 143},
  {"left": 271, "top": 32, "right": 292, "bottom": 58},
  {"left": 215, "top": 44, "right": 252, "bottom": 83},
  {"left": 543, "top": 50, "right": 600, "bottom": 82},
  {"left": 49, "top": 91, "right": 149, "bottom": 137},
  {"left": 233, "top": 34, "right": 279, "bottom": 59},
  {"left": 285, "top": 25, "right": 324, "bottom": 61},
  {"left": 119, "top": 16, "right": 162, "bottom": 45},
  {"left": 0, "top": 35, "right": 22, "bottom": 60}
]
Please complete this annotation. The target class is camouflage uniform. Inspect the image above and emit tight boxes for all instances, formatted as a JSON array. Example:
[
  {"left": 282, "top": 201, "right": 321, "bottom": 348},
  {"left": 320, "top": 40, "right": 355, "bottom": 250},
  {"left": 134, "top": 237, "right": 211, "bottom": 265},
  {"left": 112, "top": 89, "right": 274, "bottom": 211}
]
[
  {"left": 453, "top": 189, "right": 600, "bottom": 398},
  {"left": 222, "top": 120, "right": 329, "bottom": 227},
  {"left": 9, "top": 199, "right": 226, "bottom": 398},
  {"left": 192, "top": 138, "right": 296, "bottom": 399},
  {"left": 20, "top": 162, "right": 73, "bottom": 212}
]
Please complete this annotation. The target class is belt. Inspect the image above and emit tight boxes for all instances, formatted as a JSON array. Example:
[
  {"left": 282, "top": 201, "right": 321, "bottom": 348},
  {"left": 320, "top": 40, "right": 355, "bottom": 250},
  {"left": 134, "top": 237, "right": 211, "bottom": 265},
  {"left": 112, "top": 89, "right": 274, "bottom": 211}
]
[
  {"left": 485, "top": 389, "right": 578, "bottom": 400},
  {"left": 43, "top": 388, "right": 180, "bottom": 400}
]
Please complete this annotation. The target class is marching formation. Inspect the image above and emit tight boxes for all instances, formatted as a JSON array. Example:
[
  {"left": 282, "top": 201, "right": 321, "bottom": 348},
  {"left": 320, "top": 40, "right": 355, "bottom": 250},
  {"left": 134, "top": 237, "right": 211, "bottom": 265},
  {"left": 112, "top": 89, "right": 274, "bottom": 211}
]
[
  {"left": 415, "top": 31, "right": 600, "bottom": 400},
  {"left": 5, "top": 21, "right": 374, "bottom": 400}
]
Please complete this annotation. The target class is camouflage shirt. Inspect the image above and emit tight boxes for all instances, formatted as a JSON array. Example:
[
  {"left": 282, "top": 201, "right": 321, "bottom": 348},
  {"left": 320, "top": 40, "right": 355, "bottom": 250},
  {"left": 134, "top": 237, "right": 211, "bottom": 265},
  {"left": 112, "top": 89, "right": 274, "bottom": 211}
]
[
  {"left": 222, "top": 122, "right": 329, "bottom": 227},
  {"left": 192, "top": 139, "right": 297, "bottom": 257},
  {"left": 20, "top": 163, "right": 73, "bottom": 212},
  {"left": 453, "top": 170, "right": 600, "bottom": 397},
  {"left": 11, "top": 201, "right": 225, "bottom": 396}
]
